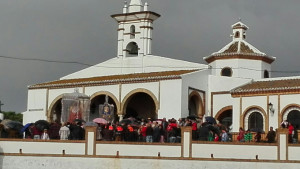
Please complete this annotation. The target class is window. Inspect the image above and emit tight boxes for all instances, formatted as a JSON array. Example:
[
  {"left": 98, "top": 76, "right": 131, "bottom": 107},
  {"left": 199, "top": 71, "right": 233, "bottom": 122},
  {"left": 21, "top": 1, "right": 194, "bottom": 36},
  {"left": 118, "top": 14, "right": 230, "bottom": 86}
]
[
  {"left": 235, "top": 31, "right": 240, "bottom": 38},
  {"left": 248, "top": 112, "right": 263, "bottom": 132},
  {"left": 126, "top": 42, "right": 138, "bottom": 56},
  {"left": 130, "top": 25, "right": 135, "bottom": 39},
  {"left": 221, "top": 67, "right": 232, "bottom": 77},
  {"left": 264, "top": 70, "right": 269, "bottom": 78}
]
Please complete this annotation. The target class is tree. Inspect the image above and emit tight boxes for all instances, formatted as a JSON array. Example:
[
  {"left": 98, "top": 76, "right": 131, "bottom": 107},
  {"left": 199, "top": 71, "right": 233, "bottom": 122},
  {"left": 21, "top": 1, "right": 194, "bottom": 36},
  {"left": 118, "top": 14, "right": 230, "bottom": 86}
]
[{"left": 1, "top": 111, "right": 23, "bottom": 123}]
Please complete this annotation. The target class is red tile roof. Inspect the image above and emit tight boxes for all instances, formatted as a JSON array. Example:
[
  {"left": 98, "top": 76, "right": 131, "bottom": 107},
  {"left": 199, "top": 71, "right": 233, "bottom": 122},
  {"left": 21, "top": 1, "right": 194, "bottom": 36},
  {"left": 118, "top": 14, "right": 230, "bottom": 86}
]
[
  {"left": 29, "top": 69, "right": 199, "bottom": 89},
  {"left": 231, "top": 78, "right": 300, "bottom": 96}
]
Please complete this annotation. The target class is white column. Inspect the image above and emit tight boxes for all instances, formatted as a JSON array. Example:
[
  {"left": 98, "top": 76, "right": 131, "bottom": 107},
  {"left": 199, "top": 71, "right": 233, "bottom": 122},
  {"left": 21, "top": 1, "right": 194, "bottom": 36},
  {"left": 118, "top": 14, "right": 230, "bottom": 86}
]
[
  {"left": 85, "top": 126, "right": 97, "bottom": 156},
  {"left": 182, "top": 127, "right": 192, "bottom": 158},
  {"left": 278, "top": 128, "right": 288, "bottom": 160}
]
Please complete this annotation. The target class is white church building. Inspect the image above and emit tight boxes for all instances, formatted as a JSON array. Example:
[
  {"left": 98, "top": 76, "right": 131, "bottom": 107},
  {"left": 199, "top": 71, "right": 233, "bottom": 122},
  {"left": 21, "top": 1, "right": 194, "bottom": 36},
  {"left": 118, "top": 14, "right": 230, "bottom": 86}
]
[{"left": 23, "top": 0, "right": 300, "bottom": 132}]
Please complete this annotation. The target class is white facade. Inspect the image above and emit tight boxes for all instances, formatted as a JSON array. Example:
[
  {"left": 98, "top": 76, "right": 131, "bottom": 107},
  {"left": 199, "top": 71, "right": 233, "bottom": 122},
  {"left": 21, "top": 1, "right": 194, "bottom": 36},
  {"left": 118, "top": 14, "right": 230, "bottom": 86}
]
[{"left": 23, "top": 0, "right": 300, "bottom": 133}]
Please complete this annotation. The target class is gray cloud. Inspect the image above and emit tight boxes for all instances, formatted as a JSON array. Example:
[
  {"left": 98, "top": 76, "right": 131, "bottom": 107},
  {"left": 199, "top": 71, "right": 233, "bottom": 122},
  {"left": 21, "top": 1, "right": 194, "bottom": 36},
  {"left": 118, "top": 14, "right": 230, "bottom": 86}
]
[{"left": 0, "top": 0, "right": 299, "bottom": 112}]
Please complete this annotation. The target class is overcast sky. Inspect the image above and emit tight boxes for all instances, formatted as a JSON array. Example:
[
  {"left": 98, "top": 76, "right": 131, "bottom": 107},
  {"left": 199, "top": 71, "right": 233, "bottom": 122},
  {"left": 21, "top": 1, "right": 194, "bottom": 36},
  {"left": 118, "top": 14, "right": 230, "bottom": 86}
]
[{"left": 0, "top": 0, "right": 299, "bottom": 113}]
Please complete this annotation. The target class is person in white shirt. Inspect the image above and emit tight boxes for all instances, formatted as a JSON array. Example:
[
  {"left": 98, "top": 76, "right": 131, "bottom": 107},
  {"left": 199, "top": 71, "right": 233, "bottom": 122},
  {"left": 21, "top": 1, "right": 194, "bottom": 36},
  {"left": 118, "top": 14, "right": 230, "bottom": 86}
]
[
  {"left": 59, "top": 123, "right": 70, "bottom": 140},
  {"left": 41, "top": 129, "right": 50, "bottom": 140}
]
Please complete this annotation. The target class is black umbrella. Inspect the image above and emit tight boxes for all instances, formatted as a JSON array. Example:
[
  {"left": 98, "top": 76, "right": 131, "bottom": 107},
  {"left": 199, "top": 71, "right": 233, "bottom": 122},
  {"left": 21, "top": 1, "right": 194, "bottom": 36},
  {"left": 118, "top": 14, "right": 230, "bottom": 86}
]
[
  {"left": 205, "top": 116, "right": 217, "bottom": 125},
  {"left": 119, "top": 118, "right": 134, "bottom": 125},
  {"left": 187, "top": 114, "right": 199, "bottom": 120},
  {"left": 5, "top": 121, "right": 23, "bottom": 132},
  {"left": 34, "top": 120, "right": 50, "bottom": 131}
]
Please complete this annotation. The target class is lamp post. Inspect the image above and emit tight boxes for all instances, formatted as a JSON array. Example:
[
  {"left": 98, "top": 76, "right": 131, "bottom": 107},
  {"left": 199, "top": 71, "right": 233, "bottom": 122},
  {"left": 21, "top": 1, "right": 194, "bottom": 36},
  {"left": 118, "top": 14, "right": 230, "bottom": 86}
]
[{"left": 268, "top": 102, "right": 275, "bottom": 114}]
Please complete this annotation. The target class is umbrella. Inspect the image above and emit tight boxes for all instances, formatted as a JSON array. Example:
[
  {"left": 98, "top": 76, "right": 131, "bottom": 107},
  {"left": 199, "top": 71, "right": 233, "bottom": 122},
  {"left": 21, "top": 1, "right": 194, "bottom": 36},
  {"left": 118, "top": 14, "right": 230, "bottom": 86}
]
[
  {"left": 93, "top": 118, "right": 108, "bottom": 124},
  {"left": 20, "top": 123, "right": 33, "bottom": 133},
  {"left": 119, "top": 118, "right": 135, "bottom": 125},
  {"left": 1, "top": 119, "right": 12, "bottom": 130},
  {"left": 74, "top": 119, "right": 85, "bottom": 124},
  {"left": 84, "top": 121, "right": 98, "bottom": 127},
  {"left": 205, "top": 116, "right": 217, "bottom": 125},
  {"left": 5, "top": 121, "right": 23, "bottom": 132},
  {"left": 187, "top": 114, "right": 199, "bottom": 120},
  {"left": 34, "top": 120, "right": 50, "bottom": 131}
]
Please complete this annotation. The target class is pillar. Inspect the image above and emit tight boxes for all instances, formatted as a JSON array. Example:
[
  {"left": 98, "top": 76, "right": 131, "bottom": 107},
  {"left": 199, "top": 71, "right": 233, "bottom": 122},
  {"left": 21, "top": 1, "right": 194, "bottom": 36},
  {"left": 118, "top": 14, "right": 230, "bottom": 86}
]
[
  {"left": 85, "top": 126, "right": 97, "bottom": 156},
  {"left": 277, "top": 128, "right": 288, "bottom": 160},
  {"left": 181, "top": 126, "right": 192, "bottom": 158}
]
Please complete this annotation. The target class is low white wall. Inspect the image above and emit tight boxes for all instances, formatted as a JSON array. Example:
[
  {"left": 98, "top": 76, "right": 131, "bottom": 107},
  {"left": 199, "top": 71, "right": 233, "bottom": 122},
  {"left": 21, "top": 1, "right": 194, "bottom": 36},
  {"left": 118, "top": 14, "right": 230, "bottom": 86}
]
[
  {"left": 1, "top": 156, "right": 300, "bottom": 169},
  {"left": 288, "top": 146, "right": 300, "bottom": 161},
  {"left": 192, "top": 143, "right": 277, "bottom": 160},
  {"left": 0, "top": 140, "right": 85, "bottom": 155},
  {"left": 96, "top": 143, "right": 181, "bottom": 157}
]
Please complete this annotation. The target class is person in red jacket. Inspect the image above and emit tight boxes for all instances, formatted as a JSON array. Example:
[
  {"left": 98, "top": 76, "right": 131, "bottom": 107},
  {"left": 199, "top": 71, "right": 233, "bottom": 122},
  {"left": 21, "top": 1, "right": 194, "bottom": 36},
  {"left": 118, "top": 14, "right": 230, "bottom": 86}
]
[
  {"left": 192, "top": 120, "right": 198, "bottom": 140},
  {"left": 288, "top": 122, "right": 294, "bottom": 143},
  {"left": 214, "top": 133, "right": 219, "bottom": 142}
]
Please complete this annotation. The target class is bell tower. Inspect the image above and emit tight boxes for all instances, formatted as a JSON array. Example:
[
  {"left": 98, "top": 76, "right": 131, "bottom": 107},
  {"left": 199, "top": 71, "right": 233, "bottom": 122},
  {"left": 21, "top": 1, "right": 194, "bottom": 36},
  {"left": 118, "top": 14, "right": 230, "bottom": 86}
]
[{"left": 111, "top": 0, "right": 160, "bottom": 58}]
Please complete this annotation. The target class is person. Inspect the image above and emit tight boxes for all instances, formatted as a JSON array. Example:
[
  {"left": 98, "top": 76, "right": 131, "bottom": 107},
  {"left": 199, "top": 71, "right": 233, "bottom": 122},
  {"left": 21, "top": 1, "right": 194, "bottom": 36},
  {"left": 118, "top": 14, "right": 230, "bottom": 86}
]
[
  {"left": 30, "top": 125, "right": 42, "bottom": 139},
  {"left": 126, "top": 124, "right": 135, "bottom": 142},
  {"left": 115, "top": 124, "right": 124, "bottom": 141},
  {"left": 281, "top": 120, "right": 288, "bottom": 128},
  {"left": 221, "top": 129, "right": 228, "bottom": 142},
  {"left": 49, "top": 121, "right": 61, "bottom": 139},
  {"left": 192, "top": 120, "right": 198, "bottom": 140},
  {"left": 244, "top": 130, "right": 252, "bottom": 142},
  {"left": 198, "top": 122, "right": 209, "bottom": 141},
  {"left": 41, "top": 129, "right": 50, "bottom": 140},
  {"left": 69, "top": 122, "right": 85, "bottom": 140},
  {"left": 214, "top": 133, "right": 219, "bottom": 142},
  {"left": 288, "top": 122, "right": 294, "bottom": 143},
  {"left": 266, "top": 127, "right": 276, "bottom": 143},
  {"left": 293, "top": 125, "right": 298, "bottom": 144},
  {"left": 59, "top": 122, "right": 70, "bottom": 140},
  {"left": 153, "top": 122, "right": 161, "bottom": 142},
  {"left": 208, "top": 131, "right": 214, "bottom": 141},
  {"left": 145, "top": 123, "right": 153, "bottom": 143},
  {"left": 254, "top": 131, "right": 261, "bottom": 142},
  {"left": 237, "top": 127, "right": 245, "bottom": 142},
  {"left": 102, "top": 124, "right": 114, "bottom": 141}
]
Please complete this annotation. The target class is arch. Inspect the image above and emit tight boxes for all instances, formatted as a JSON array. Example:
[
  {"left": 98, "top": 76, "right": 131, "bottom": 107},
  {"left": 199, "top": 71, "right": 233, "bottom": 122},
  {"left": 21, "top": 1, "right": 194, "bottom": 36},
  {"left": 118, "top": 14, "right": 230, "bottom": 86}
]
[
  {"left": 90, "top": 91, "right": 120, "bottom": 113},
  {"left": 264, "top": 70, "right": 269, "bottom": 78},
  {"left": 130, "top": 25, "right": 135, "bottom": 39},
  {"left": 221, "top": 67, "right": 232, "bottom": 77},
  {"left": 235, "top": 31, "right": 240, "bottom": 38},
  {"left": 121, "top": 88, "right": 159, "bottom": 119},
  {"left": 90, "top": 91, "right": 120, "bottom": 122},
  {"left": 242, "top": 106, "right": 267, "bottom": 132},
  {"left": 188, "top": 91, "right": 204, "bottom": 117},
  {"left": 126, "top": 42, "right": 138, "bottom": 56},
  {"left": 281, "top": 104, "right": 300, "bottom": 128},
  {"left": 47, "top": 94, "right": 64, "bottom": 122},
  {"left": 215, "top": 106, "right": 233, "bottom": 129}
]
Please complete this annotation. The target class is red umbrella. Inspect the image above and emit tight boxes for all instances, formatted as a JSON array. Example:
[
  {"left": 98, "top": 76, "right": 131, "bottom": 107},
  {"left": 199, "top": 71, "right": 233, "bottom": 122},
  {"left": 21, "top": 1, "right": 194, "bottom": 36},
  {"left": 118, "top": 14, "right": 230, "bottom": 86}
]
[{"left": 93, "top": 118, "right": 108, "bottom": 124}]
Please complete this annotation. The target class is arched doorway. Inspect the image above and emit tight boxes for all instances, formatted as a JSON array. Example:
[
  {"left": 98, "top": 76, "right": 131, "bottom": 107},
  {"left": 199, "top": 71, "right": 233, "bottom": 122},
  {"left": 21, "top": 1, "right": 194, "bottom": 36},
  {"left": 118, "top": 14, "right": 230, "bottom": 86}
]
[
  {"left": 188, "top": 91, "right": 203, "bottom": 117},
  {"left": 217, "top": 109, "right": 232, "bottom": 129},
  {"left": 49, "top": 98, "right": 62, "bottom": 123},
  {"left": 287, "top": 110, "right": 300, "bottom": 129},
  {"left": 90, "top": 95, "right": 118, "bottom": 122},
  {"left": 248, "top": 112, "right": 263, "bottom": 132},
  {"left": 123, "top": 92, "right": 156, "bottom": 120}
]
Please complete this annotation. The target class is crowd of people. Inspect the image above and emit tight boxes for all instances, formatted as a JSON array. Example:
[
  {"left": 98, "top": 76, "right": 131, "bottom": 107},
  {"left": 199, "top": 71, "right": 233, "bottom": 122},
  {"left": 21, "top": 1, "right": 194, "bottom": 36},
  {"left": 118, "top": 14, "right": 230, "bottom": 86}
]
[{"left": 2, "top": 117, "right": 298, "bottom": 144}]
